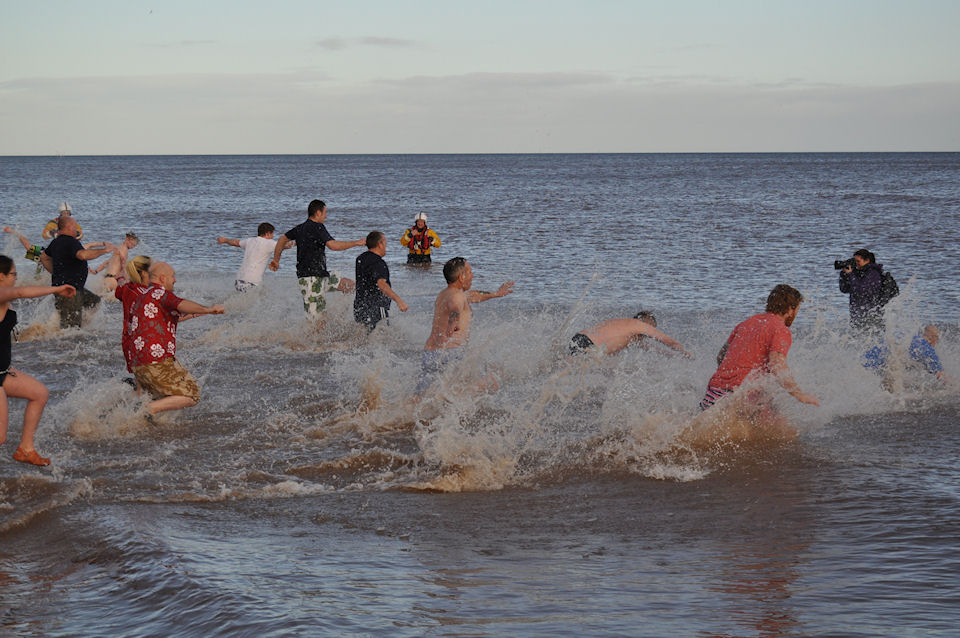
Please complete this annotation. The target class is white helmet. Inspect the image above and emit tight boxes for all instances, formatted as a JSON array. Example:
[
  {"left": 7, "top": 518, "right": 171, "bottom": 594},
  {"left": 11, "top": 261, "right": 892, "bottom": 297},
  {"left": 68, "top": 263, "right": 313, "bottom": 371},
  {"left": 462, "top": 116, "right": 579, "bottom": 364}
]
[
  {"left": 415, "top": 212, "right": 427, "bottom": 222},
  {"left": 58, "top": 202, "right": 72, "bottom": 213}
]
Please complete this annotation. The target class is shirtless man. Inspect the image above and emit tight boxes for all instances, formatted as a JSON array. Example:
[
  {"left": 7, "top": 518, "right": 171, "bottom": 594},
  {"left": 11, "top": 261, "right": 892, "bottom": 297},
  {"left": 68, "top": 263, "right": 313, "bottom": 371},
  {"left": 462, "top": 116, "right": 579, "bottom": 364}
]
[
  {"left": 570, "top": 310, "right": 691, "bottom": 357},
  {"left": 90, "top": 232, "right": 139, "bottom": 292},
  {"left": 414, "top": 257, "right": 514, "bottom": 397}
]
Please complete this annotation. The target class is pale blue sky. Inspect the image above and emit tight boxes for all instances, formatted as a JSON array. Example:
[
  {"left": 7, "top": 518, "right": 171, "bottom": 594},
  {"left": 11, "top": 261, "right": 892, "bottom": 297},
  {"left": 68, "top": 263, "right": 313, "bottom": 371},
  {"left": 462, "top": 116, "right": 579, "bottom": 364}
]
[{"left": 2, "top": 0, "right": 958, "bottom": 154}]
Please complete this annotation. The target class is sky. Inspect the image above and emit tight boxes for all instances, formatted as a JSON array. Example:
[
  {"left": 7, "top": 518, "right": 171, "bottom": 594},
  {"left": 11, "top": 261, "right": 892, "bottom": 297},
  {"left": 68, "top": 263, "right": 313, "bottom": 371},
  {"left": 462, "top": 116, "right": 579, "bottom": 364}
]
[{"left": 1, "top": 0, "right": 958, "bottom": 154}]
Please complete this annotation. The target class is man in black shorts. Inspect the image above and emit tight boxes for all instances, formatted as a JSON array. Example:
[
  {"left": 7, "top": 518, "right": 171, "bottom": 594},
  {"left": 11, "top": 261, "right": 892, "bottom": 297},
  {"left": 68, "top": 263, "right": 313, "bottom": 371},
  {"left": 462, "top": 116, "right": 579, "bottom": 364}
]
[{"left": 354, "top": 231, "right": 408, "bottom": 331}]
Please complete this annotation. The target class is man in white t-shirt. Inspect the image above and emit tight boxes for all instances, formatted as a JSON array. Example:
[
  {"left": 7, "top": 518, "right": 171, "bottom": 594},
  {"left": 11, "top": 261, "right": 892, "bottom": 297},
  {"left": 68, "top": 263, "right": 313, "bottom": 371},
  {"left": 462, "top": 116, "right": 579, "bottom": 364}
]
[{"left": 217, "top": 223, "right": 280, "bottom": 292}]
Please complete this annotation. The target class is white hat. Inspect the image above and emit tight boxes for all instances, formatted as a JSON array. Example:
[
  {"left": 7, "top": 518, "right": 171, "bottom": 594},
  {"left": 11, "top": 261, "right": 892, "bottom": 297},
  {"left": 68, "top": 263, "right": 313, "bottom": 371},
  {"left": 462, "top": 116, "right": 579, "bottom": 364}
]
[
  {"left": 415, "top": 212, "right": 427, "bottom": 222},
  {"left": 58, "top": 202, "right": 71, "bottom": 213}
]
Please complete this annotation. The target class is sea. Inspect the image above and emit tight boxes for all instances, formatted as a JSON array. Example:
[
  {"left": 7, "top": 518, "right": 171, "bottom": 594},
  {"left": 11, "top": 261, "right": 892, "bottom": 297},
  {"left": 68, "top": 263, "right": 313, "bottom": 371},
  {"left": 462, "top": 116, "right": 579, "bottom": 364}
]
[{"left": 0, "top": 153, "right": 958, "bottom": 637}]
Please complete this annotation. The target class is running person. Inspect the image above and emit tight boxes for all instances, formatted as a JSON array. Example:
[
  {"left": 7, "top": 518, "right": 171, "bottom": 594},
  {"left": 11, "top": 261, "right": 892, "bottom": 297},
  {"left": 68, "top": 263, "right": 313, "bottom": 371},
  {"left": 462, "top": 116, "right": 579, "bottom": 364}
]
[
  {"left": 699, "top": 284, "right": 819, "bottom": 410},
  {"left": 570, "top": 310, "right": 691, "bottom": 356},
  {"left": 90, "top": 232, "right": 140, "bottom": 292},
  {"left": 354, "top": 231, "right": 408, "bottom": 331},
  {"left": 0, "top": 255, "right": 77, "bottom": 465},
  {"left": 414, "top": 257, "right": 514, "bottom": 397},
  {"left": 268, "top": 200, "right": 364, "bottom": 315},
  {"left": 217, "top": 223, "right": 278, "bottom": 292}
]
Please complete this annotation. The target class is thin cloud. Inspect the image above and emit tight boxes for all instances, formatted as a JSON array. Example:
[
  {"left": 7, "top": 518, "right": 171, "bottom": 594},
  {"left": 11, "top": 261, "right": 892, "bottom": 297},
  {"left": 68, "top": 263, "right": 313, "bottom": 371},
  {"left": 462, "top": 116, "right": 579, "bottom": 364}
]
[
  {"left": 146, "top": 40, "right": 217, "bottom": 49},
  {"left": 359, "top": 36, "right": 415, "bottom": 48},
  {"left": 316, "top": 36, "right": 418, "bottom": 50},
  {"left": 379, "top": 71, "right": 615, "bottom": 90},
  {"left": 316, "top": 37, "right": 347, "bottom": 51}
]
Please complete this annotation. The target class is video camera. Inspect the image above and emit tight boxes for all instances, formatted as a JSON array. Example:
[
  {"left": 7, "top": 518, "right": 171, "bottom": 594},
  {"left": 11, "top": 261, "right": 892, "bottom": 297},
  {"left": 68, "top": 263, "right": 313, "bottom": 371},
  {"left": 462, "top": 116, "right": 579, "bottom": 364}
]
[{"left": 834, "top": 258, "right": 855, "bottom": 270}]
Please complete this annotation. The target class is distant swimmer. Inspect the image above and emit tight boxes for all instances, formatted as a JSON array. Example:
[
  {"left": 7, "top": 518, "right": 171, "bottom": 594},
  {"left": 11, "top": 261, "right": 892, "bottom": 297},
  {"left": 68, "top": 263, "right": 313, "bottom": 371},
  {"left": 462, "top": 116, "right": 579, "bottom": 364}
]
[
  {"left": 123, "top": 262, "right": 224, "bottom": 415},
  {"left": 42, "top": 202, "right": 83, "bottom": 240},
  {"left": 0, "top": 254, "right": 77, "bottom": 465},
  {"left": 400, "top": 212, "right": 441, "bottom": 265},
  {"left": 39, "top": 216, "right": 114, "bottom": 328},
  {"left": 354, "top": 231, "right": 408, "bottom": 331},
  {"left": 269, "top": 200, "right": 365, "bottom": 315},
  {"left": 864, "top": 324, "right": 956, "bottom": 386},
  {"left": 570, "top": 311, "right": 691, "bottom": 357},
  {"left": 217, "top": 222, "right": 277, "bottom": 292},
  {"left": 698, "top": 284, "right": 819, "bottom": 410},
  {"left": 414, "top": 257, "right": 514, "bottom": 397},
  {"left": 90, "top": 232, "right": 140, "bottom": 293}
]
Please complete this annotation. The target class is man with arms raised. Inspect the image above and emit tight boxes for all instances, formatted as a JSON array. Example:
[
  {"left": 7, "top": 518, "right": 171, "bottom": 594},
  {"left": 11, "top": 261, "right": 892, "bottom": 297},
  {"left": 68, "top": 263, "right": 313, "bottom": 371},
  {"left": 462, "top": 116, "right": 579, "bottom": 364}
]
[
  {"left": 570, "top": 310, "right": 691, "bottom": 357},
  {"left": 126, "top": 262, "right": 225, "bottom": 415},
  {"left": 699, "top": 283, "right": 819, "bottom": 410},
  {"left": 268, "top": 199, "right": 365, "bottom": 315},
  {"left": 414, "top": 257, "right": 514, "bottom": 397}
]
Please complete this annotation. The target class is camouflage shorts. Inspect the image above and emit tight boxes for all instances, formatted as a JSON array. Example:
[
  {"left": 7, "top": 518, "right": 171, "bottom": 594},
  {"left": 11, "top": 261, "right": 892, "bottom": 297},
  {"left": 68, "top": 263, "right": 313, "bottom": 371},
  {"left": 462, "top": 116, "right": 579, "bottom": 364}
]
[
  {"left": 298, "top": 273, "right": 341, "bottom": 315},
  {"left": 132, "top": 357, "right": 201, "bottom": 402}
]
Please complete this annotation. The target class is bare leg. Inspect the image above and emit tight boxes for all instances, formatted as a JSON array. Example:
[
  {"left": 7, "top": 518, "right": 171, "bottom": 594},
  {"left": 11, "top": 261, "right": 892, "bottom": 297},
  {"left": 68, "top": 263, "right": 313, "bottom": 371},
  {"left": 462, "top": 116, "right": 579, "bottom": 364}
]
[
  {"left": 148, "top": 395, "right": 197, "bottom": 415},
  {"left": 2, "top": 369, "right": 50, "bottom": 453}
]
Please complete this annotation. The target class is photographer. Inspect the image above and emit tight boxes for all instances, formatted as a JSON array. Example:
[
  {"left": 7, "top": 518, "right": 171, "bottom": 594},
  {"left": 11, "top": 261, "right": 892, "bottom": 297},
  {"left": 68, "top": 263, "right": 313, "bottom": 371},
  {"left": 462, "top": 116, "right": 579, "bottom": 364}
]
[{"left": 837, "top": 249, "right": 885, "bottom": 334}]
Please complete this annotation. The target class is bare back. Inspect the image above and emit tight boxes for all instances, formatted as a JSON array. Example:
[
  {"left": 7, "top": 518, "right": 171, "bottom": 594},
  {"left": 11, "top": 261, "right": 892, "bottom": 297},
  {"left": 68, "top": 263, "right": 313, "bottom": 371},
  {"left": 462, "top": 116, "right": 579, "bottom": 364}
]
[
  {"left": 104, "top": 243, "right": 130, "bottom": 277},
  {"left": 424, "top": 284, "right": 472, "bottom": 351},
  {"left": 583, "top": 317, "right": 687, "bottom": 356}
]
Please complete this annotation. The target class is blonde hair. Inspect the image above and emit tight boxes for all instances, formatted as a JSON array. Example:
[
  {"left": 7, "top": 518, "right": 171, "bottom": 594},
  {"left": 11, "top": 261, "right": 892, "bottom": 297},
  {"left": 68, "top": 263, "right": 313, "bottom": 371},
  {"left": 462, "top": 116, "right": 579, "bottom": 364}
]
[{"left": 126, "top": 255, "right": 152, "bottom": 285}]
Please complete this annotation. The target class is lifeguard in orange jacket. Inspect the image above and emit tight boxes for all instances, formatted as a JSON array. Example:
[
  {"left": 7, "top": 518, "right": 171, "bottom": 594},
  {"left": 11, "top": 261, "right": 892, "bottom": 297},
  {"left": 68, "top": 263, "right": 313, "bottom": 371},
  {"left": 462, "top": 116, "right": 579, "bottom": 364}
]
[{"left": 400, "top": 212, "right": 441, "bottom": 265}]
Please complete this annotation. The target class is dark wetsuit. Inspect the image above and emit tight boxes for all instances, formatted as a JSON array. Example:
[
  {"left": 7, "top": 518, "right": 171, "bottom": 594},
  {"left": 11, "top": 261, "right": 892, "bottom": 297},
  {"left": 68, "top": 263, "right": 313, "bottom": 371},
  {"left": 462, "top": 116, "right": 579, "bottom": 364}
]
[
  {"left": 569, "top": 332, "right": 594, "bottom": 354},
  {"left": 0, "top": 308, "right": 17, "bottom": 385}
]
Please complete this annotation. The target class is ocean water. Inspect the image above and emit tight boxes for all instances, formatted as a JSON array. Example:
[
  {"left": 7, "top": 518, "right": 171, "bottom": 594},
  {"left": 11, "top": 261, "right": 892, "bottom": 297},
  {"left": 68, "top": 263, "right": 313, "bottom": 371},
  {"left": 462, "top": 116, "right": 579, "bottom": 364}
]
[{"left": 0, "top": 153, "right": 958, "bottom": 636}]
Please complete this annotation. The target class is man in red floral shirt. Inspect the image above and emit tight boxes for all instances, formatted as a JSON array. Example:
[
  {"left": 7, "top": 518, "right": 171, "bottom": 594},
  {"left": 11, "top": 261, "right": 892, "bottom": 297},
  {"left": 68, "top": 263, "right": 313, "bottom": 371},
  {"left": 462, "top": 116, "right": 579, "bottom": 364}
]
[{"left": 126, "top": 262, "right": 225, "bottom": 415}]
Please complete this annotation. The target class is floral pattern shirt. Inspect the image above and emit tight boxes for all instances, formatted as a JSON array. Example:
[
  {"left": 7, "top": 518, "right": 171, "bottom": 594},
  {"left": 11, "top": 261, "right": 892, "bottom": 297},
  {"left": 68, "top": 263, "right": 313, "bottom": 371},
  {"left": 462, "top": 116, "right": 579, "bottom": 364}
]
[{"left": 127, "top": 284, "right": 183, "bottom": 368}]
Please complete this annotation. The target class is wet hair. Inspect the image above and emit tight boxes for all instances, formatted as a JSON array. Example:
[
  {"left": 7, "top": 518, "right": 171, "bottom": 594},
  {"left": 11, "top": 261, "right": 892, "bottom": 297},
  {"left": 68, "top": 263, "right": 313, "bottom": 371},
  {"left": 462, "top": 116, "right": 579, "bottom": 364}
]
[
  {"left": 765, "top": 284, "right": 804, "bottom": 314},
  {"left": 0, "top": 255, "right": 12, "bottom": 275},
  {"left": 307, "top": 199, "right": 326, "bottom": 217},
  {"left": 258, "top": 222, "right": 275, "bottom": 237},
  {"left": 126, "top": 255, "right": 152, "bottom": 285},
  {"left": 58, "top": 216, "right": 73, "bottom": 231},
  {"left": 365, "top": 231, "right": 385, "bottom": 248},
  {"left": 634, "top": 310, "right": 657, "bottom": 327},
  {"left": 443, "top": 257, "right": 468, "bottom": 283},
  {"left": 854, "top": 249, "right": 876, "bottom": 263}
]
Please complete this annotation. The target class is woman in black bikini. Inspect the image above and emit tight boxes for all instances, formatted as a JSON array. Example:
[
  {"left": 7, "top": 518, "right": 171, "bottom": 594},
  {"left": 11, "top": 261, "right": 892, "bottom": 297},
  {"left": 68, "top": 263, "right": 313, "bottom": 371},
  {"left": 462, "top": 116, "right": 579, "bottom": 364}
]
[{"left": 0, "top": 255, "right": 77, "bottom": 466}]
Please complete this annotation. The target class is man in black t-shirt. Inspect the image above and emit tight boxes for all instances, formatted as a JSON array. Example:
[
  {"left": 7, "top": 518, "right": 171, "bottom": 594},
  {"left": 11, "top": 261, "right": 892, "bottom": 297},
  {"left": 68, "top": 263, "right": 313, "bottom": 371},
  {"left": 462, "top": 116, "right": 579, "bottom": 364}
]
[
  {"left": 354, "top": 231, "right": 408, "bottom": 331},
  {"left": 39, "top": 217, "right": 113, "bottom": 328},
  {"left": 269, "top": 199, "right": 365, "bottom": 315}
]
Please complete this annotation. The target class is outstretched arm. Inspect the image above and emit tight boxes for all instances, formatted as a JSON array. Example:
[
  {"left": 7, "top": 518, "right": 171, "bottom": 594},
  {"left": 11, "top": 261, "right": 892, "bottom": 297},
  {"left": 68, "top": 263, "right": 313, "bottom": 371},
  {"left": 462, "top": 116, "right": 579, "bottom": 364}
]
[
  {"left": 217, "top": 237, "right": 241, "bottom": 247},
  {"left": 0, "top": 284, "right": 75, "bottom": 304},
  {"left": 3, "top": 227, "right": 33, "bottom": 252},
  {"left": 76, "top": 243, "right": 115, "bottom": 262},
  {"left": 326, "top": 239, "right": 365, "bottom": 251},
  {"left": 641, "top": 324, "right": 691, "bottom": 357},
  {"left": 467, "top": 281, "right": 514, "bottom": 303},
  {"left": 176, "top": 300, "right": 225, "bottom": 316},
  {"left": 769, "top": 351, "right": 819, "bottom": 405}
]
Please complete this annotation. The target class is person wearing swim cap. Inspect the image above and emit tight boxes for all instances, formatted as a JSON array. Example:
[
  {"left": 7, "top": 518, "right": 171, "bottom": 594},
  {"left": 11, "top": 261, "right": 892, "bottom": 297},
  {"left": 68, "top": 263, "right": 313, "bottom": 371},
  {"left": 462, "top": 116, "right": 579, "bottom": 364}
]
[{"left": 400, "top": 212, "right": 441, "bottom": 265}]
